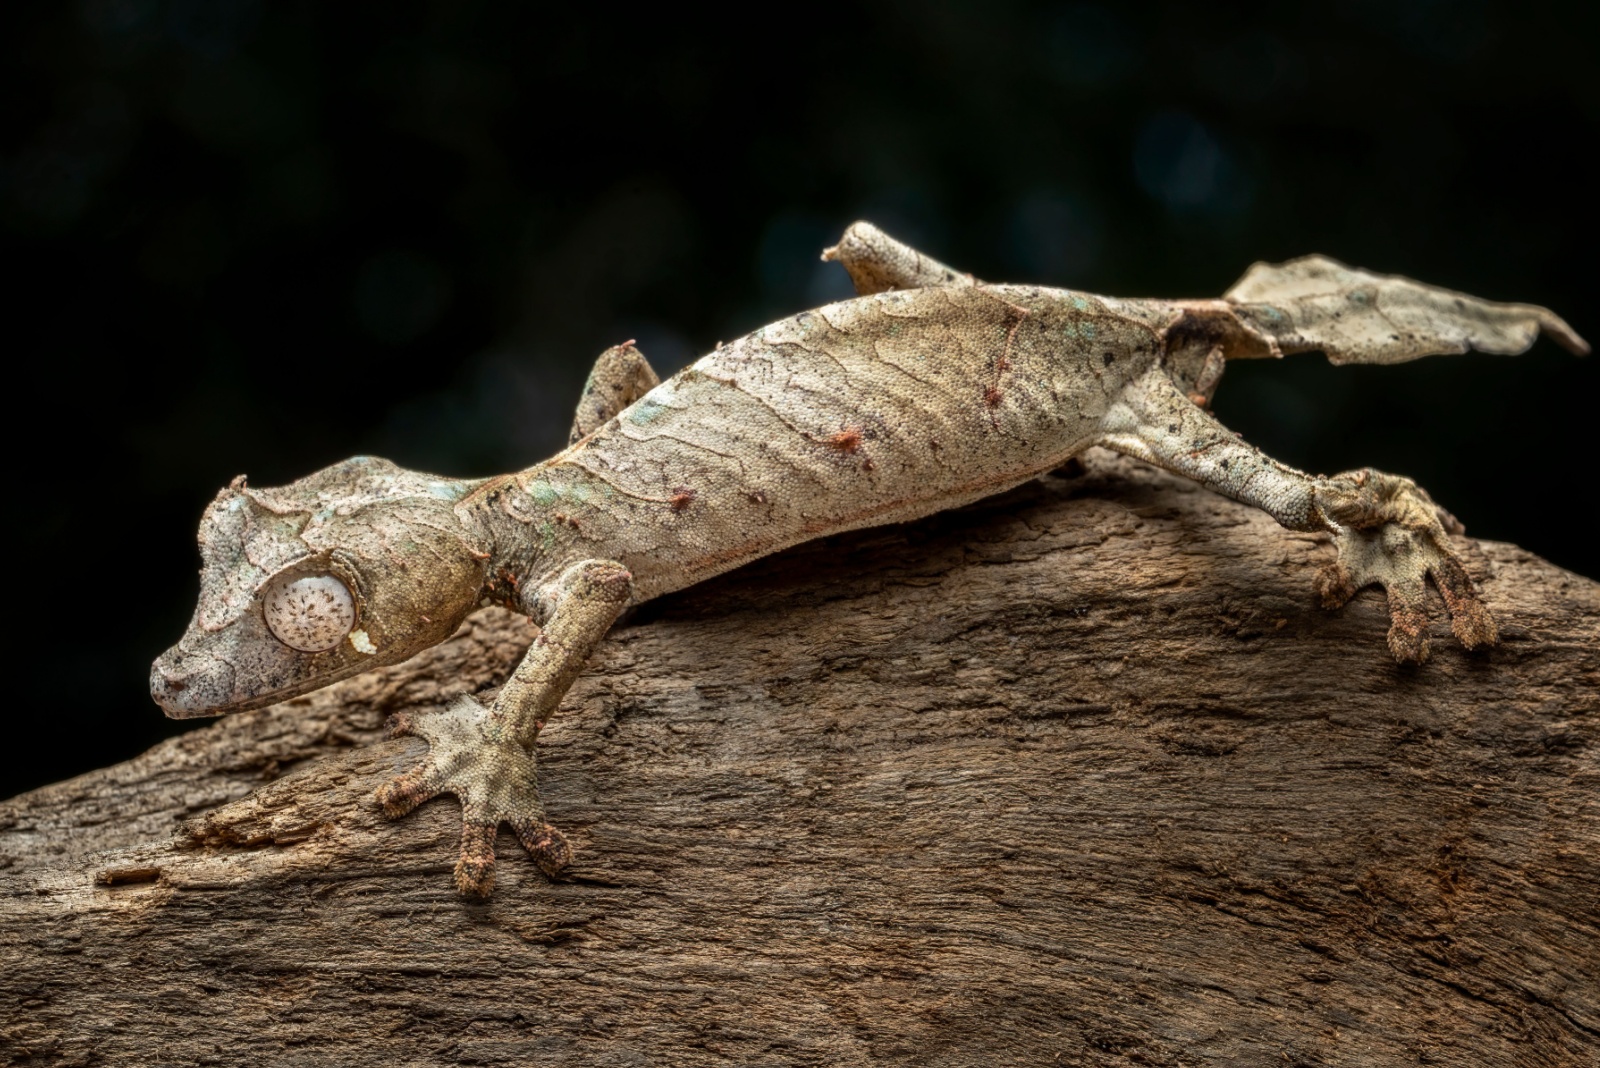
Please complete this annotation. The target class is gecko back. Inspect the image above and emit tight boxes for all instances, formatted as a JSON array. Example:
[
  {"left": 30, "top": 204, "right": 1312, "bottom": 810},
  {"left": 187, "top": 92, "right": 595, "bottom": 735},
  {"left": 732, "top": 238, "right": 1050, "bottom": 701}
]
[{"left": 518, "top": 284, "right": 1173, "bottom": 599}]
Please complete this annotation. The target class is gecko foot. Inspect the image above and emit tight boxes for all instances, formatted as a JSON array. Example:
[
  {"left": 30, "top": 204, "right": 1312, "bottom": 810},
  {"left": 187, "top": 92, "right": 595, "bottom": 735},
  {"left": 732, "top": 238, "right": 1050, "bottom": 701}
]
[
  {"left": 376, "top": 695, "right": 571, "bottom": 898},
  {"left": 1312, "top": 469, "right": 1498, "bottom": 664}
]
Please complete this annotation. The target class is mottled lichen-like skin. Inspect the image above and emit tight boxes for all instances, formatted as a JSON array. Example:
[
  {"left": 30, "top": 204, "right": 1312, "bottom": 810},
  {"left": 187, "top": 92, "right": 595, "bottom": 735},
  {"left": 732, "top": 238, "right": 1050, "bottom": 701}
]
[
  {"left": 152, "top": 222, "right": 1587, "bottom": 896},
  {"left": 481, "top": 285, "right": 1171, "bottom": 605}
]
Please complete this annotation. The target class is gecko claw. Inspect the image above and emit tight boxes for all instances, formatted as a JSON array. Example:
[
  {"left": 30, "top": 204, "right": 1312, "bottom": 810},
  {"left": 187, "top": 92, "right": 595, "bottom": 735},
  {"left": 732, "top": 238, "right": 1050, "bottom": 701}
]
[
  {"left": 1315, "top": 469, "right": 1497, "bottom": 664},
  {"left": 376, "top": 694, "right": 570, "bottom": 896}
]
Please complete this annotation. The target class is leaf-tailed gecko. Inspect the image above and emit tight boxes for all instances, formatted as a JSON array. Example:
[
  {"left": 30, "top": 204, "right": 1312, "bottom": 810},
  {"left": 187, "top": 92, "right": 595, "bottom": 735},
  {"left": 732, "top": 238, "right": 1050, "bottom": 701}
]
[{"left": 151, "top": 223, "right": 1588, "bottom": 896}]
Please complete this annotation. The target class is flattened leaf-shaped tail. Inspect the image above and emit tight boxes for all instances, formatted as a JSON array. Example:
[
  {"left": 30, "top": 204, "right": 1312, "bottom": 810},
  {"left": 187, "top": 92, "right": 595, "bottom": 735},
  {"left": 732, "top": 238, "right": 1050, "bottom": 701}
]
[{"left": 1223, "top": 254, "right": 1589, "bottom": 364}]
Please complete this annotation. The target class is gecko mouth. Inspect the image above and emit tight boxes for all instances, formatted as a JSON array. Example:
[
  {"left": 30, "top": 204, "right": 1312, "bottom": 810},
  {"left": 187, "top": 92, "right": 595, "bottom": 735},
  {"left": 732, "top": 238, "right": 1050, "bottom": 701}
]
[
  {"left": 149, "top": 638, "right": 381, "bottom": 718},
  {"left": 149, "top": 649, "right": 365, "bottom": 719},
  {"left": 149, "top": 622, "right": 342, "bottom": 719}
]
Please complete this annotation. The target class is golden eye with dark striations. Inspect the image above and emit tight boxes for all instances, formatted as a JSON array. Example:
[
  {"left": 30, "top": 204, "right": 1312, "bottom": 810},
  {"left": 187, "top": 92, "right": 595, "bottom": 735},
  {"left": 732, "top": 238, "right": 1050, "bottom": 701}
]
[{"left": 263, "top": 575, "right": 356, "bottom": 652}]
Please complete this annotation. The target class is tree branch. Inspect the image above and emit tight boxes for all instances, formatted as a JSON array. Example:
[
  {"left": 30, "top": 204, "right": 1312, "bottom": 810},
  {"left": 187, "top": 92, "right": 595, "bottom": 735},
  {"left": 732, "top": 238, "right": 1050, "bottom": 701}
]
[{"left": 3, "top": 452, "right": 1596, "bottom": 1066}]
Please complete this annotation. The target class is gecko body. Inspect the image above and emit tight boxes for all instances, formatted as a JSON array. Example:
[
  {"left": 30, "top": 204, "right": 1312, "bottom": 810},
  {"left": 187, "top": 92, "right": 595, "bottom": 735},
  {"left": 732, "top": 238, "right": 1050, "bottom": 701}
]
[
  {"left": 486, "top": 284, "right": 1166, "bottom": 605},
  {"left": 152, "top": 223, "right": 1587, "bottom": 895}
]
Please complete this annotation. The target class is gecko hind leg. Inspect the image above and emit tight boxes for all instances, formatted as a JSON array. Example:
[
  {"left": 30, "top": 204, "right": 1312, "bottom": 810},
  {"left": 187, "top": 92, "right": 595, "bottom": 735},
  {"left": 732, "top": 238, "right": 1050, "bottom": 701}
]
[
  {"left": 569, "top": 341, "right": 661, "bottom": 445},
  {"left": 822, "top": 221, "right": 976, "bottom": 295},
  {"left": 1100, "top": 368, "right": 1496, "bottom": 663}
]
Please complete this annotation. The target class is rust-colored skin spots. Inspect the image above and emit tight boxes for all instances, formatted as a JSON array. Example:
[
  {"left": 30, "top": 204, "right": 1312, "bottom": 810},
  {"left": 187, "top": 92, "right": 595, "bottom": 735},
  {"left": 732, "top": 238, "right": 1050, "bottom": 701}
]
[
  {"left": 828, "top": 427, "right": 864, "bottom": 453},
  {"left": 153, "top": 221, "right": 1587, "bottom": 896}
]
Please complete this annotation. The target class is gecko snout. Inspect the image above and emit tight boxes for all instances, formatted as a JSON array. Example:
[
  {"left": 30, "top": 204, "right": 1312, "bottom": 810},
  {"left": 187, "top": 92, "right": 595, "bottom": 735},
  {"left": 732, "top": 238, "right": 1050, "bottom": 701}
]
[{"left": 149, "top": 647, "right": 234, "bottom": 719}]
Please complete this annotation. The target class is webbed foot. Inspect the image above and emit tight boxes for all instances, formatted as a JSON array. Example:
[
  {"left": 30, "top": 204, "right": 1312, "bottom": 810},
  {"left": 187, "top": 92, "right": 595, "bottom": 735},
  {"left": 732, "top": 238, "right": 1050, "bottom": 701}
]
[
  {"left": 1312, "top": 468, "right": 1497, "bottom": 663},
  {"left": 376, "top": 695, "right": 571, "bottom": 898}
]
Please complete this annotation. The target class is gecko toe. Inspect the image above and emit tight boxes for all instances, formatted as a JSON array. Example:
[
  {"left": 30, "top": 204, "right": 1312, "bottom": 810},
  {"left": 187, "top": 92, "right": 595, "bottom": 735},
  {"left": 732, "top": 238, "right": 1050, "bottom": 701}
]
[
  {"left": 1429, "top": 554, "right": 1499, "bottom": 650},
  {"left": 454, "top": 821, "right": 498, "bottom": 899},
  {"left": 1313, "top": 561, "right": 1357, "bottom": 610},
  {"left": 1383, "top": 589, "right": 1431, "bottom": 664},
  {"left": 376, "top": 767, "right": 442, "bottom": 818},
  {"left": 1448, "top": 597, "right": 1498, "bottom": 651},
  {"left": 513, "top": 818, "right": 573, "bottom": 876}
]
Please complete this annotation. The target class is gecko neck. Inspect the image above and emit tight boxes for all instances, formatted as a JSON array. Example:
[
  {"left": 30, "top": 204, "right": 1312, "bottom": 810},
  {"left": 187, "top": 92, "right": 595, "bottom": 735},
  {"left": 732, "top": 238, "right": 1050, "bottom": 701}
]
[{"left": 457, "top": 465, "right": 590, "bottom": 623}]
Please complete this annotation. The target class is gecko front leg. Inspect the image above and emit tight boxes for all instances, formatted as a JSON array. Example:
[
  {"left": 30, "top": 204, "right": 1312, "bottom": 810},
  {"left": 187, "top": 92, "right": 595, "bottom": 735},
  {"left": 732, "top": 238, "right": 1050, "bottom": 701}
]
[
  {"left": 376, "top": 559, "right": 633, "bottom": 896},
  {"left": 1100, "top": 368, "right": 1494, "bottom": 663}
]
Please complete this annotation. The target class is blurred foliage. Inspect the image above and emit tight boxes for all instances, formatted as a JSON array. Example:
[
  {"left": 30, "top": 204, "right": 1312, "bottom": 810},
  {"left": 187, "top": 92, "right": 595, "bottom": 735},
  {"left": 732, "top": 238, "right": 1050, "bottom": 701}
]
[{"left": 3, "top": 0, "right": 1595, "bottom": 794}]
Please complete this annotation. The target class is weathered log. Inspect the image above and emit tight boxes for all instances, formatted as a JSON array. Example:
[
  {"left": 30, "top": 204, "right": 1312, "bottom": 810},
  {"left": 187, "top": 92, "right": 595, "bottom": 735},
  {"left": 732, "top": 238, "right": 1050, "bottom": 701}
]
[{"left": 2, "top": 452, "right": 1596, "bottom": 1067}]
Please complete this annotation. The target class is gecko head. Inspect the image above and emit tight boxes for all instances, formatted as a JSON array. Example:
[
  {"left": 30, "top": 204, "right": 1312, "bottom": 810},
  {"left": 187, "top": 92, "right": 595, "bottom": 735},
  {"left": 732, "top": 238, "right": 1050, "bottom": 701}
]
[{"left": 151, "top": 456, "right": 491, "bottom": 718}]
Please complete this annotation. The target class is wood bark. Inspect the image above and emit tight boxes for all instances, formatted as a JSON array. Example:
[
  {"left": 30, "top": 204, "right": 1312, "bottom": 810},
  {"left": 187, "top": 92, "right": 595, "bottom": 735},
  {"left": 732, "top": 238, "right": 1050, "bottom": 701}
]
[{"left": 2, "top": 452, "right": 1596, "bottom": 1067}]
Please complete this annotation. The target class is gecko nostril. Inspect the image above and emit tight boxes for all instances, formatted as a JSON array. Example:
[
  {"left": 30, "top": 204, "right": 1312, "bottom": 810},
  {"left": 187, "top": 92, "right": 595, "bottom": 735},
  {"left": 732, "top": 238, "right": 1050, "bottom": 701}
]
[{"left": 151, "top": 660, "right": 190, "bottom": 699}]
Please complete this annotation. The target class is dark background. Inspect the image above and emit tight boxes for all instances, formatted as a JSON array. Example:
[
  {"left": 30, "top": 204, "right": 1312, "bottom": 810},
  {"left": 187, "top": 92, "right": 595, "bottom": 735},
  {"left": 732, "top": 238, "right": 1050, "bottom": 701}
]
[{"left": 5, "top": 0, "right": 1595, "bottom": 798}]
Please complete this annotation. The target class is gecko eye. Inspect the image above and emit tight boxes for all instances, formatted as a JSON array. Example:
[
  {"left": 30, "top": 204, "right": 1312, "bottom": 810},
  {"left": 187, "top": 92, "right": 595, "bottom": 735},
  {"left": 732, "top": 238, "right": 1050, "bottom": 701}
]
[{"left": 263, "top": 574, "right": 357, "bottom": 653}]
